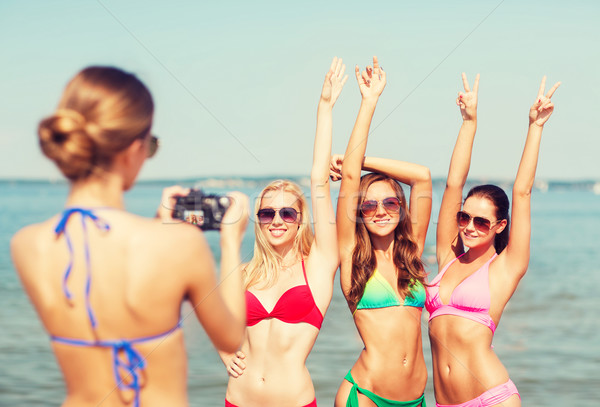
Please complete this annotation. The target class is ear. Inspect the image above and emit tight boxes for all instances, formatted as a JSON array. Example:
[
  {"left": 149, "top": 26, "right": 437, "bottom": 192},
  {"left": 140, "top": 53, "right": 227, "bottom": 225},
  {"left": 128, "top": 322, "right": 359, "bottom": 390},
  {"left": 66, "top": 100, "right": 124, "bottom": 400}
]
[{"left": 495, "top": 219, "right": 508, "bottom": 234}]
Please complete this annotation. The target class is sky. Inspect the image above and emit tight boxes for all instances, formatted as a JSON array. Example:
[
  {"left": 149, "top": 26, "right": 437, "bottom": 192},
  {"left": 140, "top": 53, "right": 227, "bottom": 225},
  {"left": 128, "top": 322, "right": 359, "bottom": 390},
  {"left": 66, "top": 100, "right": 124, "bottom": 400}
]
[{"left": 1, "top": 0, "right": 598, "bottom": 181}]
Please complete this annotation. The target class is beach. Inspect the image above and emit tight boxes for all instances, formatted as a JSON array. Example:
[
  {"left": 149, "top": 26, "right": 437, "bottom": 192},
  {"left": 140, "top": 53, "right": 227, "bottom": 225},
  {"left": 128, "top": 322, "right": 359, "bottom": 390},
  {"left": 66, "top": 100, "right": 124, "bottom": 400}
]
[{"left": 0, "top": 179, "right": 598, "bottom": 406}]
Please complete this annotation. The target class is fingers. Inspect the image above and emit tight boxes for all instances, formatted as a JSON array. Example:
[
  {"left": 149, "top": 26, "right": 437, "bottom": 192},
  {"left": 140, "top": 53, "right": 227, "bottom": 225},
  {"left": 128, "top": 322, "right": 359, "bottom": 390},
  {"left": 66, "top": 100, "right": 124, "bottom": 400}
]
[
  {"left": 335, "top": 57, "right": 343, "bottom": 77},
  {"left": 235, "top": 350, "right": 246, "bottom": 359},
  {"left": 361, "top": 70, "right": 370, "bottom": 86},
  {"left": 473, "top": 73, "right": 480, "bottom": 94},
  {"left": 538, "top": 76, "right": 547, "bottom": 97},
  {"left": 546, "top": 81, "right": 561, "bottom": 98},
  {"left": 372, "top": 56, "right": 379, "bottom": 71},
  {"left": 341, "top": 74, "right": 349, "bottom": 87},
  {"left": 366, "top": 65, "right": 373, "bottom": 79},
  {"left": 461, "top": 72, "right": 470, "bottom": 92},
  {"left": 329, "top": 57, "right": 338, "bottom": 73},
  {"left": 354, "top": 65, "right": 361, "bottom": 83}
]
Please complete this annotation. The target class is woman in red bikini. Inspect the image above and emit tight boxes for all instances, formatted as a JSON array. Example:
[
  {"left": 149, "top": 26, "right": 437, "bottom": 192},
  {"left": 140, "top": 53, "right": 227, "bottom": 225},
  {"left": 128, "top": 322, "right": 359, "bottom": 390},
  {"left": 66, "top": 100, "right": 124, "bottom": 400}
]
[
  {"left": 11, "top": 66, "right": 249, "bottom": 407},
  {"left": 426, "top": 74, "right": 560, "bottom": 407},
  {"left": 220, "top": 58, "right": 347, "bottom": 407}
]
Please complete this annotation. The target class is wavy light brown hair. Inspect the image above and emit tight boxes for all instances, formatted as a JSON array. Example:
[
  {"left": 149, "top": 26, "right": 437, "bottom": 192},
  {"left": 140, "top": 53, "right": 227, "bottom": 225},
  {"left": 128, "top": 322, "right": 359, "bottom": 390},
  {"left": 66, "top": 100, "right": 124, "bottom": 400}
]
[
  {"left": 38, "top": 66, "right": 154, "bottom": 181},
  {"left": 243, "top": 180, "right": 314, "bottom": 289},
  {"left": 348, "top": 172, "right": 426, "bottom": 309}
]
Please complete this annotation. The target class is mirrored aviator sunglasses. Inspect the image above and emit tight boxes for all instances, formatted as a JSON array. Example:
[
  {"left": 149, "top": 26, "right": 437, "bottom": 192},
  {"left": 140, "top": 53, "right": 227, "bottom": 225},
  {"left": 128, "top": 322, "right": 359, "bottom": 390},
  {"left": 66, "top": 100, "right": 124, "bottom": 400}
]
[
  {"left": 257, "top": 207, "right": 299, "bottom": 224},
  {"left": 456, "top": 211, "right": 499, "bottom": 234},
  {"left": 360, "top": 197, "right": 401, "bottom": 217},
  {"left": 147, "top": 135, "right": 159, "bottom": 158}
]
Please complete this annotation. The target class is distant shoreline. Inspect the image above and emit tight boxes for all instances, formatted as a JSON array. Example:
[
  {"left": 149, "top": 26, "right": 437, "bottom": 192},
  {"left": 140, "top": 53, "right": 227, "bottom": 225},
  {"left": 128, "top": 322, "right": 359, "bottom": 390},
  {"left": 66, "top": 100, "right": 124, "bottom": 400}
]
[{"left": 1, "top": 177, "right": 599, "bottom": 193}]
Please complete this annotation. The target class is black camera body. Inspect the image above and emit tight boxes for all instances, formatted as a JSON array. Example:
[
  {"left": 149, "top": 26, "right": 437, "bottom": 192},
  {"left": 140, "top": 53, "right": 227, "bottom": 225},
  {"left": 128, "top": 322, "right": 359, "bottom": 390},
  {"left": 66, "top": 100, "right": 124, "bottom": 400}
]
[{"left": 173, "top": 189, "right": 231, "bottom": 231}]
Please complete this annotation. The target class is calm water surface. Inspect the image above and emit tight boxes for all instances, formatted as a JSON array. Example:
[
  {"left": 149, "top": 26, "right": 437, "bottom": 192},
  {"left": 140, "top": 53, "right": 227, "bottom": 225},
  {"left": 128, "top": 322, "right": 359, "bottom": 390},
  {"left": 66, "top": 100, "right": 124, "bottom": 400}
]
[{"left": 0, "top": 181, "right": 598, "bottom": 406}]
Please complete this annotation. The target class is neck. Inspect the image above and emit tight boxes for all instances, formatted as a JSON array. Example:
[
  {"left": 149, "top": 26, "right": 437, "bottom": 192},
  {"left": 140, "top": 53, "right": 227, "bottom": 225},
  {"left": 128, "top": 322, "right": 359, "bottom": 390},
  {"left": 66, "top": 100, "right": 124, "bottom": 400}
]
[
  {"left": 275, "top": 244, "right": 300, "bottom": 268},
  {"left": 65, "top": 173, "right": 125, "bottom": 209},
  {"left": 370, "top": 233, "right": 395, "bottom": 258},
  {"left": 463, "top": 244, "right": 497, "bottom": 262}
]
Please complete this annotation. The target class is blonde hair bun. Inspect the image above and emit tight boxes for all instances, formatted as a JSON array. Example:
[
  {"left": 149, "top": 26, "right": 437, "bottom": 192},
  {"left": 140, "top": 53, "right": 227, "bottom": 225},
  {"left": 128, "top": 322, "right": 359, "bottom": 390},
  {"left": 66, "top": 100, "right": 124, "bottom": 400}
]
[{"left": 38, "top": 109, "right": 96, "bottom": 180}]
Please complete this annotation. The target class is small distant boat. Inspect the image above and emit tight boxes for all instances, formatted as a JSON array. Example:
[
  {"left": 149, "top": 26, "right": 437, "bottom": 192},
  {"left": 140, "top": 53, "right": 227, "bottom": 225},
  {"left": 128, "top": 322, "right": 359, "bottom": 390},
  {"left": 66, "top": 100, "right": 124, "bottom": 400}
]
[{"left": 593, "top": 182, "right": 600, "bottom": 195}]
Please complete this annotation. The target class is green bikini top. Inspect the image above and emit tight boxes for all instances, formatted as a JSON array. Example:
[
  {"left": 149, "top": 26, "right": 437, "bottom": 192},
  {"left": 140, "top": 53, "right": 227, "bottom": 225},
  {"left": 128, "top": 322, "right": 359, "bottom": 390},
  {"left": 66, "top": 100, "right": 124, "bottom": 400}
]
[{"left": 354, "top": 270, "right": 426, "bottom": 314}]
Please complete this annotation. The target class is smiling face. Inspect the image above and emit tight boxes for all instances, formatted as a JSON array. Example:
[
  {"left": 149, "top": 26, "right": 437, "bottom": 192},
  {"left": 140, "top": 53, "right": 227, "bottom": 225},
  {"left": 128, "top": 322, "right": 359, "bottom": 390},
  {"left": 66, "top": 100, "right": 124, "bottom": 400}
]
[
  {"left": 460, "top": 196, "right": 506, "bottom": 250},
  {"left": 361, "top": 181, "right": 402, "bottom": 238},
  {"left": 258, "top": 189, "right": 301, "bottom": 251}
]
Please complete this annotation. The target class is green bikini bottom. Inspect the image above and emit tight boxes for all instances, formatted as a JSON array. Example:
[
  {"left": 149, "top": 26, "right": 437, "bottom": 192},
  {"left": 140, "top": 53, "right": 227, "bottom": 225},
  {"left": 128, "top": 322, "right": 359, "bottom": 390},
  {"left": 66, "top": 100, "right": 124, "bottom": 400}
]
[{"left": 344, "top": 370, "right": 426, "bottom": 407}]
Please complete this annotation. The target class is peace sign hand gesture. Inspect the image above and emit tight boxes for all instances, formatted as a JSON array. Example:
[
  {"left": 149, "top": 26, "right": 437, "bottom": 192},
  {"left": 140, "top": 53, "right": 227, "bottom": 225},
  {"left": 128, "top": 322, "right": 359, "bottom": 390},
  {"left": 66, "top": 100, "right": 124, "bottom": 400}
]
[
  {"left": 529, "top": 76, "right": 561, "bottom": 127},
  {"left": 320, "top": 57, "right": 348, "bottom": 107},
  {"left": 456, "top": 73, "right": 480, "bottom": 121},
  {"left": 355, "top": 56, "right": 386, "bottom": 100}
]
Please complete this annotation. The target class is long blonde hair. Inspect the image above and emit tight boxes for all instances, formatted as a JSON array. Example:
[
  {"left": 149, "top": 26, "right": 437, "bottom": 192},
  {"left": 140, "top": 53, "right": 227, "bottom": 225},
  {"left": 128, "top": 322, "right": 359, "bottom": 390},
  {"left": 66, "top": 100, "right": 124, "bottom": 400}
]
[{"left": 244, "top": 180, "right": 313, "bottom": 289}]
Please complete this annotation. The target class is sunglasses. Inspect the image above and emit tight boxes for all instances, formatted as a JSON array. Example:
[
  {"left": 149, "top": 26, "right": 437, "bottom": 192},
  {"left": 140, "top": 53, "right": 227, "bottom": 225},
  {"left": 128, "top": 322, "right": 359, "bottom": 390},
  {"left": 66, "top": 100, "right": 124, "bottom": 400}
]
[
  {"left": 360, "top": 197, "right": 401, "bottom": 217},
  {"left": 456, "top": 211, "right": 501, "bottom": 234},
  {"left": 257, "top": 207, "right": 300, "bottom": 224},
  {"left": 146, "top": 135, "right": 159, "bottom": 158}
]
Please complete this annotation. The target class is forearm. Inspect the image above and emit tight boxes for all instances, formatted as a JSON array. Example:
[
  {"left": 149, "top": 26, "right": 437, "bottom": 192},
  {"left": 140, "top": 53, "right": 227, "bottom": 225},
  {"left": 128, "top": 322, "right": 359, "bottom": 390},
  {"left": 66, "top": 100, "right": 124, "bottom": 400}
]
[
  {"left": 362, "top": 156, "right": 431, "bottom": 186},
  {"left": 218, "top": 241, "right": 246, "bottom": 325},
  {"left": 312, "top": 102, "right": 334, "bottom": 185},
  {"left": 343, "top": 98, "right": 378, "bottom": 179},
  {"left": 446, "top": 119, "right": 477, "bottom": 187},
  {"left": 513, "top": 123, "right": 543, "bottom": 196}
]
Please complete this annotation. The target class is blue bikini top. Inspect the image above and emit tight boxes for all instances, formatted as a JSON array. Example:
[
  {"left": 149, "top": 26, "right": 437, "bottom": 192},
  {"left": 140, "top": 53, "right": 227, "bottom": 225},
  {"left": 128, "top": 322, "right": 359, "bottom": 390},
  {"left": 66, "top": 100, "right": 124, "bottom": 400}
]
[
  {"left": 354, "top": 269, "right": 425, "bottom": 314},
  {"left": 51, "top": 207, "right": 180, "bottom": 407}
]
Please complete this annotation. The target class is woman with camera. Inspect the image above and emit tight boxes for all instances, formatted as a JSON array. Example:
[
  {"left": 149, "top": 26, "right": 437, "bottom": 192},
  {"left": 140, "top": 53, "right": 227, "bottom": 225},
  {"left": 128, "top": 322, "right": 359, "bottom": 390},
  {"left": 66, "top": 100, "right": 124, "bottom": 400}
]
[
  {"left": 426, "top": 74, "right": 559, "bottom": 406},
  {"left": 220, "top": 58, "right": 346, "bottom": 406},
  {"left": 10, "top": 66, "right": 249, "bottom": 407}
]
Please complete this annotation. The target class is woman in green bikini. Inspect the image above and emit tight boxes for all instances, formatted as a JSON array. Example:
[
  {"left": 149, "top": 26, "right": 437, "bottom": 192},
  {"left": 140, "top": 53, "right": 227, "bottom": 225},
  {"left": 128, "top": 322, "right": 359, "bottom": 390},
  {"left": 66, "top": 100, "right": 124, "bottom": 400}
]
[{"left": 331, "top": 56, "right": 432, "bottom": 407}]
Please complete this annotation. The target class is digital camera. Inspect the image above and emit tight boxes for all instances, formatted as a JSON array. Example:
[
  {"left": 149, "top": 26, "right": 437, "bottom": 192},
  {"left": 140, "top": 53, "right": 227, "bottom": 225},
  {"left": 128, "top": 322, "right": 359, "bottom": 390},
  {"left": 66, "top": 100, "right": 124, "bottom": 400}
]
[{"left": 173, "top": 189, "right": 231, "bottom": 231}]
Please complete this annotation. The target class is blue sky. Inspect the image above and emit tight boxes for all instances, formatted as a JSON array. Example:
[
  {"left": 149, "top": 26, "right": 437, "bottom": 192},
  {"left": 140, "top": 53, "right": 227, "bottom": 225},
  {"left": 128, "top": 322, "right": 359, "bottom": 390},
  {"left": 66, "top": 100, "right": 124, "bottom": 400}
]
[{"left": 1, "top": 0, "right": 598, "bottom": 180}]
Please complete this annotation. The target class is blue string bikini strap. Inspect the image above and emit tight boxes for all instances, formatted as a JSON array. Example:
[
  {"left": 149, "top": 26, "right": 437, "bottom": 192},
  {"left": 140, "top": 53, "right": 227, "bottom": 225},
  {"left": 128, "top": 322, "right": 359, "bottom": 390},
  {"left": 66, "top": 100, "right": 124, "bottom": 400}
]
[
  {"left": 54, "top": 207, "right": 111, "bottom": 329},
  {"left": 51, "top": 322, "right": 182, "bottom": 407},
  {"left": 52, "top": 207, "right": 182, "bottom": 407}
]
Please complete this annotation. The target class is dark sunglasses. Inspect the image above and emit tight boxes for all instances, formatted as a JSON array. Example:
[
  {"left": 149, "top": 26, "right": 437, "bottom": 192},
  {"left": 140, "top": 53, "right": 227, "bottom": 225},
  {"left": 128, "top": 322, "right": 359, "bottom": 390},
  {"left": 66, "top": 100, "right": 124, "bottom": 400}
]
[
  {"left": 257, "top": 207, "right": 300, "bottom": 224},
  {"left": 360, "top": 197, "right": 401, "bottom": 217},
  {"left": 146, "top": 135, "right": 159, "bottom": 158},
  {"left": 456, "top": 211, "right": 501, "bottom": 234}
]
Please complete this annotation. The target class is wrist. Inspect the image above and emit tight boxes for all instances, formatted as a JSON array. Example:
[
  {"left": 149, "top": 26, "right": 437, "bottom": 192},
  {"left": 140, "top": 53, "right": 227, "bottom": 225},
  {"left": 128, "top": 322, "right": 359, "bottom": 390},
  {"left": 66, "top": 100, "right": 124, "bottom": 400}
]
[
  {"left": 360, "top": 96, "right": 379, "bottom": 106},
  {"left": 317, "top": 100, "right": 334, "bottom": 110}
]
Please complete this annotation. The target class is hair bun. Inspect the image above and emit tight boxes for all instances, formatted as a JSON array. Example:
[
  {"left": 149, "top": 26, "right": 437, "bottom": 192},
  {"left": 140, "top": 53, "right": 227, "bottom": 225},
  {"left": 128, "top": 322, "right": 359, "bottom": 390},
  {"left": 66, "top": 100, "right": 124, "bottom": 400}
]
[{"left": 38, "top": 109, "right": 97, "bottom": 180}]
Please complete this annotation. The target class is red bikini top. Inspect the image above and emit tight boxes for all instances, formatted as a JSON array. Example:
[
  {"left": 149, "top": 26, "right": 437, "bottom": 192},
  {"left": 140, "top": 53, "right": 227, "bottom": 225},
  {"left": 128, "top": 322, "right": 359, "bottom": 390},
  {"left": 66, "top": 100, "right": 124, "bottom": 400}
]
[{"left": 245, "top": 260, "right": 323, "bottom": 329}]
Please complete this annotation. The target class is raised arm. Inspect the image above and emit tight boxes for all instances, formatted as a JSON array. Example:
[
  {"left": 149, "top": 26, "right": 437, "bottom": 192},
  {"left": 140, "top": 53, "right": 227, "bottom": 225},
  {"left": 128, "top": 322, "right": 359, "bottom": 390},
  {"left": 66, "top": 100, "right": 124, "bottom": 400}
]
[
  {"left": 436, "top": 73, "right": 480, "bottom": 269},
  {"left": 362, "top": 157, "right": 432, "bottom": 255},
  {"left": 499, "top": 77, "right": 560, "bottom": 281},
  {"left": 309, "top": 57, "right": 347, "bottom": 279},
  {"left": 336, "top": 56, "right": 386, "bottom": 295}
]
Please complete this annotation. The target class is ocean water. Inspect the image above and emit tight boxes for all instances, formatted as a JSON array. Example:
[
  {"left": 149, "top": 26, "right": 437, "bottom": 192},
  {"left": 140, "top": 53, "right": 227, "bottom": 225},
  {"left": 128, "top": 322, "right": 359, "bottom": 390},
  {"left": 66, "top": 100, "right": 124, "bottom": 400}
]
[{"left": 0, "top": 180, "right": 599, "bottom": 406}]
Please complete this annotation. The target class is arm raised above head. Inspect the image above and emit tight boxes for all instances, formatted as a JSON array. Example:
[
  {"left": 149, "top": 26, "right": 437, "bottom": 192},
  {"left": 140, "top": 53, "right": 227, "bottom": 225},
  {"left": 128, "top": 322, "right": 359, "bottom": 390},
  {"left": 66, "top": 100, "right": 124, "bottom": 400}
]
[
  {"left": 437, "top": 73, "right": 480, "bottom": 268},
  {"left": 336, "top": 56, "right": 386, "bottom": 295},
  {"left": 310, "top": 57, "right": 348, "bottom": 276},
  {"left": 500, "top": 77, "right": 560, "bottom": 281}
]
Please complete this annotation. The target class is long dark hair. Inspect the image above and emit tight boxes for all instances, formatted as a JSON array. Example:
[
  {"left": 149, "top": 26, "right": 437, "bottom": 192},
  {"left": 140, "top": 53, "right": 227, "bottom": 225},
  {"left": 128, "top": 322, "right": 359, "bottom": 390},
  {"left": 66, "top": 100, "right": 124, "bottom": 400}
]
[
  {"left": 348, "top": 173, "right": 426, "bottom": 309},
  {"left": 465, "top": 184, "right": 510, "bottom": 254}
]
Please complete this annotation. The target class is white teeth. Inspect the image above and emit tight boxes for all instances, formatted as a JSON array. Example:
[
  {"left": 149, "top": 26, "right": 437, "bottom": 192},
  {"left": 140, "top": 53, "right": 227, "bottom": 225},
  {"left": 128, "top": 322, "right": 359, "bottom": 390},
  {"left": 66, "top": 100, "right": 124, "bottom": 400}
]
[{"left": 270, "top": 229, "right": 285, "bottom": 237}]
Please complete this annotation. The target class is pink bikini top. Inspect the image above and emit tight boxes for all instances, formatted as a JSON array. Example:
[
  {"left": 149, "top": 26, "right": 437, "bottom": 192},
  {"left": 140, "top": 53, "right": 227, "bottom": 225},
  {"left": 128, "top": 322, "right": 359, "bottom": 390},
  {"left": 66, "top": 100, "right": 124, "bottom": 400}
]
[
  {"left": 246, "top": 260, "right": 323, "bottom": 330},
  {"left": 425, "top": 253, "right": 498, "bottom": 333}
]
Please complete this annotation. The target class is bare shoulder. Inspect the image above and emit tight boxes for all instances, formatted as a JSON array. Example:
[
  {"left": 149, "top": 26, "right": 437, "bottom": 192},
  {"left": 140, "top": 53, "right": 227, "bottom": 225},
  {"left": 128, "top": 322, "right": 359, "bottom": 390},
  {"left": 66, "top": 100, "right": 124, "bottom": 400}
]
[{"left": 11, "top": 217, "right": 58, "bottom": 260}]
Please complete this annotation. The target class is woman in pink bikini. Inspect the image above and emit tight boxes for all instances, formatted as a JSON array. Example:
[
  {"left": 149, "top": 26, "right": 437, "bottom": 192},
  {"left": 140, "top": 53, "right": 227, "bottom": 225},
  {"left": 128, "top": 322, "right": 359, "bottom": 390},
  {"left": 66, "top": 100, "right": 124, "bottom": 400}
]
[
  {"left": 426, "top": 74, "right": 560, "bottom": 407},
  {"left": 220, "top": 58, "right": 347, "bottom": 407}
]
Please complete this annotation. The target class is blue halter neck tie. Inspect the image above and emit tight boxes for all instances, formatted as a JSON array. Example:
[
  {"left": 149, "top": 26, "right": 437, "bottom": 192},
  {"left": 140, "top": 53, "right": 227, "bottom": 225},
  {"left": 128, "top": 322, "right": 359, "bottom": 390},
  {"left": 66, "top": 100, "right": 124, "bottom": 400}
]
[{"left": 54, "top": 207, "right": 110, "bottom": 329}]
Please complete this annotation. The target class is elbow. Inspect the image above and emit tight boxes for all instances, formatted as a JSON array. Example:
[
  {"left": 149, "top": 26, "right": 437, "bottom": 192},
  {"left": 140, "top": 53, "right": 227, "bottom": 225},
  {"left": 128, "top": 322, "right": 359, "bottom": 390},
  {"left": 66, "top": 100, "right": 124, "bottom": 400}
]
[
  {"left": 219, "top": 324, "right": 245, "bottom": 353},
  {"left": 310, "top": 173, "right": 330, "bottom": 188},
  {"left": 512, "top": 184, "right": 533, "bottom": 199}
]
